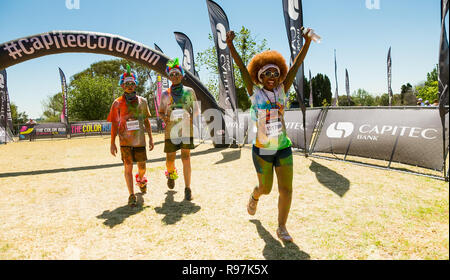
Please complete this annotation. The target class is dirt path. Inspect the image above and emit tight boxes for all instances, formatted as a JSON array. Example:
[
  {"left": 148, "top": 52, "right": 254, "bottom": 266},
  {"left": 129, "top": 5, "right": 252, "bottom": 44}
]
[{"left": 0, "top": 134, "right": 448, "bottom": 259}]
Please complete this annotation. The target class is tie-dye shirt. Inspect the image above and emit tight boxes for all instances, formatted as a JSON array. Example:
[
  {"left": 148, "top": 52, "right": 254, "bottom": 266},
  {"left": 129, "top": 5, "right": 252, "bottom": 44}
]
[
  {"left": 107, "top": 94, "right": 151, "bottom": 147},
  {"left": 159, "top": 85, "right": 196, "bottom": 140},
  {"left": 250, "top": 85, "right": 292, "bottom": 150}
]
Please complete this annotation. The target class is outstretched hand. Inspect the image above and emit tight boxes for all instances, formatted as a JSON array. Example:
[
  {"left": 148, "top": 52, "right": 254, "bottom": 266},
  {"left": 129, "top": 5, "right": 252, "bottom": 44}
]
[
  {"left": 226, "top": 31, "right": 235, "bottom": 46},
  {"left": 302, "top": 28, "right": 313, "bottom": 43}
]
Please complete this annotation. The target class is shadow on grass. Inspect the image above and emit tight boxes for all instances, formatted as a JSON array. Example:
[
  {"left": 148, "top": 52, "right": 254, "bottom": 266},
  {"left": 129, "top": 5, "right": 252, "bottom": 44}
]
[
  {"left": 97, "top": 193, "right": 149, "bottom": 228},
  {"left": 250, "top": 220, "right": 310, "bottom": 260},
  {"left": 0, "top": 145, "right": 227, "bottom": 178},
  {"left": 309, "top": 160, "right": 350, "bottom": 197},
  {"left": 214, "top": 149, "right": 241, "bottom": 165},
  {"left": 154, "top": 191, "right": 201, "bottom": 225}
]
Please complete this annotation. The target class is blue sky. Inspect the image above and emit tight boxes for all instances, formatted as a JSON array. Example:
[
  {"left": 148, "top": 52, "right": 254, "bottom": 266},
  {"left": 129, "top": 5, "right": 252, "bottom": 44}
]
[{"left": 0, "top": 0, "right": 445, "bottom": 118}]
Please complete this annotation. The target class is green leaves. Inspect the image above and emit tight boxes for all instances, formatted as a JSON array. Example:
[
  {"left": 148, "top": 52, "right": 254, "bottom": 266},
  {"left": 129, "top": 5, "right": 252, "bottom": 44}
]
[
  {"left": 41, "top": 92, "right": 63, "bottom": 122},
  {"left": 416, "top": 66, "right": 439, "bottom": 104},
  {"left": 311, "top": 73, "right": 332, "bottom": 107},
  {"left": 68, "top": 75, "right": 117, "bottom": 121},
  {"left": 41, "top": 58, "right": 157, "bottom": 122}
]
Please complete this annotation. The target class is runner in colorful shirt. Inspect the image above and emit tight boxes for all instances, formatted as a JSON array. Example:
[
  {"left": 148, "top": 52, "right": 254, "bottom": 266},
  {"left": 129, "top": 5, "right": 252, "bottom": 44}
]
[
  {"left": 158, "top": 58, "right": 198, "bottom": 201},
  {"left": 108, "top": 65, "right": 154, "bottom": 207},
  {"left": 226, "top": 29, "right": 313, "bottom": 242}
]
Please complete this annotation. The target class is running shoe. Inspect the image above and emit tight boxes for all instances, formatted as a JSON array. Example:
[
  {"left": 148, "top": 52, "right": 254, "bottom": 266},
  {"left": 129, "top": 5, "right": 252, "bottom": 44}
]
[
  {"left": 184, "top": 187, "right": 193, "bottom": 201},
  {"left": 128, "top": 194, "right": 137, "bottom": 207},
  {"left": 276, "top": 227, "right": 293, "bottom": 243},
  {"left": 247, "top": 193, "right": 259, "bottom": 215}
]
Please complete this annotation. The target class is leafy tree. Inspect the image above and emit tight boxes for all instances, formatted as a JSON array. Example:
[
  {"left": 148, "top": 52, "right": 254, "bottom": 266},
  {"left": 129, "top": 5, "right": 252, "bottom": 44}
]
[
  {"left": 374, "top": 93, "right": 390, "bottom": 106},
  {"left": 415, "top": 65, "right": 439, "bottom": 104},
  {"left": 10, "top": 102, "right": 28, "bottom": 134},
  {"left": 236, "top": 87, "right": 251, "bottom": 111},
  {"left": 287, "top": 76, "right": 310, "bottom": 108},
  {"left": 400, "top": 83, "right": 413, "bottom": 105},
  {"left": 68, "top": 75, "right": 116, "bottom": 121},
  {"left": 41, "top": 92, "right": 63, "bottom": 122},
  {"left": 310, "top": 74, "right": 332, "bottom": 107},
  {"left": 352, "top": 89, "right": 375, "bottom": 106},
  {"left": 403, "top": 91, "right": 418, "bottom": 105},
  {"left": 337, "top": 95, "right": 355, "bottom": 106},
  {"left": 72, "top": 59, "right": 150, "bottom": 95},
  {"left": 392, "top": 94, "right": 402, "bottom": 106},
  {"left": 197, "top": 26, "right": 268, "bottom": 110},
  {"left": 322, "top": 98, "right": 330, "bottom": 107}
]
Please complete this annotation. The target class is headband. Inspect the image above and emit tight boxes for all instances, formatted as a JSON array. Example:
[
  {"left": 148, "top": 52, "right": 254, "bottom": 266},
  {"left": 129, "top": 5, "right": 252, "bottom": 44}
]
[
  {"left": 165, "top": 58, "right": 185, "bottom": 76},
  {"left": 119, "top": 64, "right": 139, "bottom": 86}
]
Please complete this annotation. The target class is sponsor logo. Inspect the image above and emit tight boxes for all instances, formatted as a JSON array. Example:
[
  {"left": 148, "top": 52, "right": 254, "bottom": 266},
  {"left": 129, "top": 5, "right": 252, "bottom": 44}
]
[
  {"left": 71, "top": 123, "right": 111, "bottom": 134},
  {"left": 326, "top": 122, "right": 354, "bottom": 138},
  {"left": 35, "top": 127, "right": 66, "bottom": 136},
  {"left": 357, "top": 124, "right": 438, "bottom": 141},
  {"left": 2, "top": 32, "right": 160, "bottom": 66},
  {"left": 285, "top": 122, "right": 304, "bottom": 130},
  {"left": 19, "top": 126, "right": 34, "bottom": 139},
  {"left": 183, "top": 49, "right": 191, "bottom": 70},
  {"left": 288, "top": 0, "right": 300, "bottom": 20},
  {"left": 325, "top": 122, "right": 439, "bottom": 141},
  {"left": 218, "top": 52, "right": 233, "bottom": 108},
  {"left": 0, "top": 73, "right": 4, "bottom": 89},
  {"left": 65, "top": 0, "right": 80, "bottom": 10},
  {"left": 216, "top": 23, "right": 228, "bottom": 50}
]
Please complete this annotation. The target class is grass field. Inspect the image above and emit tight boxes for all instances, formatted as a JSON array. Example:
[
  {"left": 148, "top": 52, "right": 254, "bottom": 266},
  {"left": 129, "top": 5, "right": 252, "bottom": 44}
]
[{"left": 0, "top": 134, "right": 448, "bottom": 260}]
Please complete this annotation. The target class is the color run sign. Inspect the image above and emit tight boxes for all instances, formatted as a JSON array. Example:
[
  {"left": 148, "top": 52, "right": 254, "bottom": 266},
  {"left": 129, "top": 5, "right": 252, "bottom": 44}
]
[{"left": 70, "top": 121, "right": 111, "bottom": 136}]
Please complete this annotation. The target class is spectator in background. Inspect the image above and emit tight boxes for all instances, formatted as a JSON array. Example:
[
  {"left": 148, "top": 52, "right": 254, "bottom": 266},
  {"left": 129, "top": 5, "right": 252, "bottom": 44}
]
[
  {"left": 432, "top": 99, "right": 439, "bottom": 106},
  {"left": 417, "top": 98, "right": 424, "bottom": 106},
  {"left": 25, "top": 119, "right": 37, "bottom": 141},
  {"left": 26, "top": 119, "right": 36, "bottom": 125},
  {"left": 424, "top": 100, "right": 430, "bottom": 106}
]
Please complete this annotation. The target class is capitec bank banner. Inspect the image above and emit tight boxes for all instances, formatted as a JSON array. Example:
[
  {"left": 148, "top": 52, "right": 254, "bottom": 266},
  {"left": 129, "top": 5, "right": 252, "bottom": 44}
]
[
  {"left": 312, "top": 108, "right": 449, "bottom": 170},
  {"left": 284, "top": 109, "right": 322, "bottom": 150},
  {"left": 218, "top": 109, "right": 322, "bottom": 147},
  {"left": 70, "top": 121, "right": 111, "bottom": 137}
]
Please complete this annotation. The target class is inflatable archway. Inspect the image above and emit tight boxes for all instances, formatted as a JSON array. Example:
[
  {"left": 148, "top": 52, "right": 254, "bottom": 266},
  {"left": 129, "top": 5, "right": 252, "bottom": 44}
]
[
  {"left": 0, "top": 31, "right": 230, "bottom": 145},
  {"left": 0, "top": 30, "right": 222, "bottom": 113}
]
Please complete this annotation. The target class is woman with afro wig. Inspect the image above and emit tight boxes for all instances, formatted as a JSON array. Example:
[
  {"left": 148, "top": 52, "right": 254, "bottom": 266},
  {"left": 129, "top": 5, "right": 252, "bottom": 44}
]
[{"left": 226, "top": 28, "right": 313, "bottom": 242}]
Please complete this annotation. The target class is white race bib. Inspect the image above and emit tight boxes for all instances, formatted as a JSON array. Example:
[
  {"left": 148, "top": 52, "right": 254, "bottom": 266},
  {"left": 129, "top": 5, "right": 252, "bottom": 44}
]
[
  {"left": 126, "top": 120, "right": 140, "bottom": 131},
  {"left": 171, "top": 109, "right": 185, "bottom": 121},
  {"left": 265, "top": 120, "right": 282, "bottom": 137}
]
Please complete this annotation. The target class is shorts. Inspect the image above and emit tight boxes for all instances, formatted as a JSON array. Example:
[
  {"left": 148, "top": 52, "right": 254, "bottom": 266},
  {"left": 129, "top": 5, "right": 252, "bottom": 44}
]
[
  {"left": 252, "top": 145, "right": 293, "bottom": 174},
  {"left": 120, "top": 146, "right": 147, "bottom": 164},
  {"left": 164, "top": 137, "right": 195, "bottom": 153}
]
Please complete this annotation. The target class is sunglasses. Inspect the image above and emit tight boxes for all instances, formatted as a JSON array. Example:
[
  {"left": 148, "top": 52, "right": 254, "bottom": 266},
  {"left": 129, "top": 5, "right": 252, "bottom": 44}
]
[
  {"left": 124, "top": 82, "right": 136, "bottom": 87},
  {"left": 169, "top": 72, "right": 182, "bottom": 78},
  {"left": 262, "top": 70, "right": 280, "bottom": 79}
]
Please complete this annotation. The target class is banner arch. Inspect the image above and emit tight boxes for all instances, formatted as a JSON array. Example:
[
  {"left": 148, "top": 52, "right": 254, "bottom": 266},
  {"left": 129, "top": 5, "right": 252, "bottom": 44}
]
[
  {"left": 0, "top": 31, "right": 231, "bottom": 145},
  {"left": 0, "top": 30, "right": 222, "bottom": 114}
]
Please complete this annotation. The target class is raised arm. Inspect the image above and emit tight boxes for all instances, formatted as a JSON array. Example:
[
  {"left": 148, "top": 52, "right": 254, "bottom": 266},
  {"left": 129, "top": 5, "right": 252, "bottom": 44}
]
[
  {"left": 283, "top": 28, "right": 313, "bottom": 93},
  {"left": 226, "top": 30, "right": 254, "bottom": 95}
]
